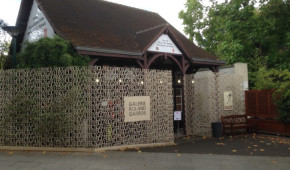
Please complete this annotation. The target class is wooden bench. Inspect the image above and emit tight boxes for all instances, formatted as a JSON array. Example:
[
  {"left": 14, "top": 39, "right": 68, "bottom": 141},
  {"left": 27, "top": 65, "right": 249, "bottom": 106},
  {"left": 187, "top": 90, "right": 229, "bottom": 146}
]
[{"left": 221, "top": 115, "right": 256, "bottom": 135}]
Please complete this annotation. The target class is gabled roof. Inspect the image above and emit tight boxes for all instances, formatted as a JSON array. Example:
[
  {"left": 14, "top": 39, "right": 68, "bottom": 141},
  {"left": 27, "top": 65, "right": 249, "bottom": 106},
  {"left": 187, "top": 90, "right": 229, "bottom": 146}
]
[{"left": 16, "top": 0, "right": 224, "bottom": 65}]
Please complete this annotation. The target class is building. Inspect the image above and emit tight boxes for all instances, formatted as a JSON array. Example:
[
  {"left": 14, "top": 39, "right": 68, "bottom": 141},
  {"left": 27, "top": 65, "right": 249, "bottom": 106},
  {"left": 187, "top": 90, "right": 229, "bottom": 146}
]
[{"left": 7, "top": 0, "right": 226, "bottom": 138}]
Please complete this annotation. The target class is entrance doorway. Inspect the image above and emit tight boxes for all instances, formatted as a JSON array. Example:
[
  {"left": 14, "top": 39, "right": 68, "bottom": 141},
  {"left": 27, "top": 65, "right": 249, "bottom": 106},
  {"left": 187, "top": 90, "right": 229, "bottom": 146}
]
[{"left": 173, "top": 71, "right": 185, "bottom": 137}]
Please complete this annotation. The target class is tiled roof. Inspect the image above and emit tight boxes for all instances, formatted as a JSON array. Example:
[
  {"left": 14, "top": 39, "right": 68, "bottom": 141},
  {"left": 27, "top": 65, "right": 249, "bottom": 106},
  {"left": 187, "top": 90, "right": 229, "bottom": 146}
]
[
  {"left": 37, "top": 0, "right": 168, "bottom": 52},
  {"left": 168, "top": 25, "right": 220, "bottom": 62},
  {"left": 18, "top": 0, "right": 224, "bottom": 65}
]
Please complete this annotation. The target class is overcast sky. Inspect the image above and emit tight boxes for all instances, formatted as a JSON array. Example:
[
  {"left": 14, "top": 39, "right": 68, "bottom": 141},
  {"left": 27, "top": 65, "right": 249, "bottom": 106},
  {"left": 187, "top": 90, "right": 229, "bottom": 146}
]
[{"left": 0, "top": 0, "right": 224, "bottom": 36}]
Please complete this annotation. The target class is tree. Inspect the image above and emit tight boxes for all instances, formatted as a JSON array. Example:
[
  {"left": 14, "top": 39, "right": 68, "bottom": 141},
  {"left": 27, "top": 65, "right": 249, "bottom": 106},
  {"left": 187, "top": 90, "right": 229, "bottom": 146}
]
[
  {"left": 16, "top": 36, "right": 90, "bottom": 68},
  {"left": 0, "top": 19, "right": 10, "bottom": 70},
  {"left": 179, "top": 0, "right": 290, "bottom": 86}
]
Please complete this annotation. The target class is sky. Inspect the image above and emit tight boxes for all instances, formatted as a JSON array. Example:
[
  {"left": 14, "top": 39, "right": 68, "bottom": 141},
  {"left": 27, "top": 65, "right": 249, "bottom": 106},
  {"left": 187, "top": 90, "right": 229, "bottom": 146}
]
[{"left": 0, "top": 0, "right": 225, "bottom": 36}]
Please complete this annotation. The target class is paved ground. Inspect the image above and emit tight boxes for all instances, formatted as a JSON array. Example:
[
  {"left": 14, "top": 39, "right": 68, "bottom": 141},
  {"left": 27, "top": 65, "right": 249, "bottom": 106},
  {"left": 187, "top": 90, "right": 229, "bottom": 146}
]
[
  {"left": 131, "top": 134, "right": 290, "bottom": 157},
  {"left": 1, "top": 151, "right": 290, "bottom": 170},
  {"left": 0, "top": 134, "right": 289, "bottom": 170}
]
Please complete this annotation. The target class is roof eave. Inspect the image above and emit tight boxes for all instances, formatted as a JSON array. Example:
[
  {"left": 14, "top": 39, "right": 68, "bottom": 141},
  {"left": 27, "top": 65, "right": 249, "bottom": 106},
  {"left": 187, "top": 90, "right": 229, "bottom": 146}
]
[
  {"left": 76, "top": 46, "right": 143, "bottom": 57},
  {"left": 191, "top": 57, "right": 226, "bottom": 66}
]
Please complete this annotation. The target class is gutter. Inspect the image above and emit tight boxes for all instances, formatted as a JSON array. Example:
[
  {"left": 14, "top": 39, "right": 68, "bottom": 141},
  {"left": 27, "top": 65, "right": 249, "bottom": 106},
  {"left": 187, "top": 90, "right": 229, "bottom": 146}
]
[
  {"left": 76, "top": 46, "right": 143, "bottom": 56},
  {"left": 192, "top": 57, "right": 226, "bottom": 65}
]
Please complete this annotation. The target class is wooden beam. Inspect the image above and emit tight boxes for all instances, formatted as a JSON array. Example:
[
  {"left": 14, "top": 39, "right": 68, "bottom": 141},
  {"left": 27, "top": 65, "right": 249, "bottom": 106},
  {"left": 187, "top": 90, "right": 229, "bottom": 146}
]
[
  {"left": 88, "top": 58, "right": 99, "bottom": 66},
  {"left": 136, "top": 60, "right": 144, "bottom": 69},
  {"left": 146, "top": 53, "right": 164, "bottom": 69},
  {"left": 167, "top": 54, "right": 183, "bottom": 74},
  {"left": 192, "top": 67, "right": 200, "bottom": 74},
  {"left": 78, "top": 50, "right": 143, "bottom": 60},
  {"left": 209, "top": 66, "right": 219, "bottom": 73}
]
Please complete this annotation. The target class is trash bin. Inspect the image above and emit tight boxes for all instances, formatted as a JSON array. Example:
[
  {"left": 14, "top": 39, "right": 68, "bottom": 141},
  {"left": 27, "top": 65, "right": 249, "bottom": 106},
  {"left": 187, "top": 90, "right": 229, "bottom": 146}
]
[{"left": 212, "top": 122, "right": 222, "bottom": 138}]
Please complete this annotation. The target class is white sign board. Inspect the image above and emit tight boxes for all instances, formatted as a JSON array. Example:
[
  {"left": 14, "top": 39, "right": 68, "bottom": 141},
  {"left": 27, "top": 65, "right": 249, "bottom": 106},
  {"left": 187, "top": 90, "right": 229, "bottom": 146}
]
[
  {"left": 124, "top": 96, "right": 150, "bottom": 122},
  {"left": 243, "top": 81, "right": 249, "bottom": 91},
  {"left": 174, "top": 111, "right": 182, "bottom": 121},
  {"left": 101, "top": 100, "right": 108, "bottom": 107},
  {"left": 148, "top": 34, "right": 182, "bottom": 54},
  {"left": 22, "top": 0, "right": 55, "bottom": 44},
  {"left": 224, "top": 91, "right": 233, "bottom": 110}
]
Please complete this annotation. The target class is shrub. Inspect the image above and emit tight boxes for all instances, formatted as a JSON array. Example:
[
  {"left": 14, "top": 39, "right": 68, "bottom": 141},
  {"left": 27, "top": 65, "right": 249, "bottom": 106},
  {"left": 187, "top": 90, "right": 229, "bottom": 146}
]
[
  {"left": 254, "top": 67, "right": 290, "bottom": 122},
  {"left": 0, "top": 92, "right": 37, "bottom": 145},
  {"left": 15, "top": 36, "right": 90, "bottom": 68},
  {"left": 0, "top": 88, "right": 86, "bottom": 146}
]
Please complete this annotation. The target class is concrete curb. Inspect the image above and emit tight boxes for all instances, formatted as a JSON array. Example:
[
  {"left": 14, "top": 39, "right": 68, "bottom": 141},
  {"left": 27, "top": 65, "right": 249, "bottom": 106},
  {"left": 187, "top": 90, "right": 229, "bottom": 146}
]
[{"left": 0, "top": 142, "right": 175, "bottom": 152}]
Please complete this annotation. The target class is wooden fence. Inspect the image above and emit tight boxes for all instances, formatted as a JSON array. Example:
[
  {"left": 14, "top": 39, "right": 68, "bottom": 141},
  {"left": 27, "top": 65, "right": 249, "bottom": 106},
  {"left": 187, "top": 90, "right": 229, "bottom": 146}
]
[
  {"left": 245, "top": 90, "right": 278, "bottom": 119},
  {"left": 245, "top": 90, "right": 289, "bottom": 136}
]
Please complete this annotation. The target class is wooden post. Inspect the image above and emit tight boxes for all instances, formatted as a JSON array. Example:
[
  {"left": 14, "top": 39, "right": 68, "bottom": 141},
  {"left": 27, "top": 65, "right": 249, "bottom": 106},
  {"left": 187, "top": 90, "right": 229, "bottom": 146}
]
[
  {"left": 182, "top": 73, "right": 186, "bottom": 135},
  {"left": 256, "top": 91, "right": 259, "bottom": 115}
]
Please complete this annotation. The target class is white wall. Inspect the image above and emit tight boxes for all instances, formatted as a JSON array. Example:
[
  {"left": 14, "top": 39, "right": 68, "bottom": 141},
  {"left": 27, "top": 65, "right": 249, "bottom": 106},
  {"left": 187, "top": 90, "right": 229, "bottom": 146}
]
[{"left": 22, "top": 0, "right": 54, "bottom": 45}]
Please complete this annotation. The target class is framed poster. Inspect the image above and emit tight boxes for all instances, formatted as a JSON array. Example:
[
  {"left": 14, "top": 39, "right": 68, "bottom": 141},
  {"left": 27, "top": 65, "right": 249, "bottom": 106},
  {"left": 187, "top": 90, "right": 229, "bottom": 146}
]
[{"left": 224, "top": 91, "right": 233, "bottom": 110}]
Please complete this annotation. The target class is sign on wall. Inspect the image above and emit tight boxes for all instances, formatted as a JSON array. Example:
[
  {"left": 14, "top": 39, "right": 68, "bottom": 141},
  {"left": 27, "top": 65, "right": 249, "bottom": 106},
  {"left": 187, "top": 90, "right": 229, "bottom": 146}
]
[
  {"left": 23, "top": 0, "right": 54, "bottom": 43},
  {"left": 224, "top": 91, "right": 233, "bottom": 110},
  {"left": 124, "top": 96, "right": 150, "bottom": 122},
  {"left": 148, "top": 34, "right": 182, "bottom": 54},
  {"left": 174, "top": 111, "right": 182, "bottom": 121}
]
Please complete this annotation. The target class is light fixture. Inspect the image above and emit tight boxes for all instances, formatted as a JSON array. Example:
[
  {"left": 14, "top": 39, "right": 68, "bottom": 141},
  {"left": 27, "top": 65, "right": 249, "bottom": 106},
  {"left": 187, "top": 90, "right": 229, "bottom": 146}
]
[
  {"left": 192, "top": 80, "right": 195, "bottom": 84},
  {"left": 119, "top": 79, "right": 122, "bottom": 83},
  {"left": 2, "top": 26, "right": 23, "bottom": 37},
  {"left": 177, "top": 79, "right": 181, "bottom": 84},
  {"left": 95, "top": 78, "right": 99, "bottom": 83},
  {"left": 160, "top": 80, "right": 163, "bottom": 84},
  {"left": 141, "top": 81, "right": 144, "bottom": 85}
]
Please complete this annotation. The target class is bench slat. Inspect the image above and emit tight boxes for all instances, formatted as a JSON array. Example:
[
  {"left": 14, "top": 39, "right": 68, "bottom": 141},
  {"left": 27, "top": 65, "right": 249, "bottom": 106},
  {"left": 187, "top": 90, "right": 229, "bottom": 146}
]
[{"left": 221, "top": 115, "right": 256, "bottom": 135}]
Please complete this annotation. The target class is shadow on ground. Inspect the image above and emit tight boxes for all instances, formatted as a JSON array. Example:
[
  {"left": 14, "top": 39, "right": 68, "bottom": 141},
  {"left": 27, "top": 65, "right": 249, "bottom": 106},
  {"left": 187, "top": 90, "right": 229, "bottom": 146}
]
[{"left": 127, "top": 134, "right": 290, "bottom": 157}]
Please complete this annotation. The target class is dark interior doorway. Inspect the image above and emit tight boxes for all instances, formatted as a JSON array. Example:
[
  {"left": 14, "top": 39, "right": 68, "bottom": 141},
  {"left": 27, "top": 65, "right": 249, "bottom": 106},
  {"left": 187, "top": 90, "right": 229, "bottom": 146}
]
[{"left": 173, "top": 71, "right": 185, "bottom": 137}]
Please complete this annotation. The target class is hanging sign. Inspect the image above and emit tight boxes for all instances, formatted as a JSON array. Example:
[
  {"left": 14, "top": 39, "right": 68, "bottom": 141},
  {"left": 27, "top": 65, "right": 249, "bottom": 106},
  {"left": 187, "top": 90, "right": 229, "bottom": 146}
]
[
  {"left": 148, "top": 34, "right": 182, "bottom": 54},
  {"left": 224, "top": 91, "right": 233, "bottom": 110},
  {"left": 124, "top": 96, "right": 150, "bottom": 122},
  {"left": 174, "top": 111, "right": 182, "bottom": 121}
]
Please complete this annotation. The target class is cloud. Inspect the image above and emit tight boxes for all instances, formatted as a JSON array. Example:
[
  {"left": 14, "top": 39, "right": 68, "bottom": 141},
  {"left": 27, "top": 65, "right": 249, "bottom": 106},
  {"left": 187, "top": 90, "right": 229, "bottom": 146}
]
[
  {"left": 105, "top": 0, "right": 187, "bottom": 35},
  {"left": 0, "top": 0, "right": 21, "bottom": 25}
]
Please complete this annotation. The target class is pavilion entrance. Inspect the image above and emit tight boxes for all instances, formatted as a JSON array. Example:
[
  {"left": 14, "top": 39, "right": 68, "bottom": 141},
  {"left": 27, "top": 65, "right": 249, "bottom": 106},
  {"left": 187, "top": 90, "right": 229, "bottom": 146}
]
[
  {"left": 173, "top": 71, "right": 185, "bottom": 137},
  {"left": 141, "top": 51, "right": 189, "bottom": 137}
]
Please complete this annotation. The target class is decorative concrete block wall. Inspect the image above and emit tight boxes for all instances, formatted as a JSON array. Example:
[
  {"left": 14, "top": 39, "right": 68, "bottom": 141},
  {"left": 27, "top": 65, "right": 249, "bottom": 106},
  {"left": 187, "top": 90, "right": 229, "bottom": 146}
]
[
  {"left": 185, "top": 63, "right": 248, "bottom": 136},
  {"left": 0, "top": 66, "right": 173, "bottom": 148}
]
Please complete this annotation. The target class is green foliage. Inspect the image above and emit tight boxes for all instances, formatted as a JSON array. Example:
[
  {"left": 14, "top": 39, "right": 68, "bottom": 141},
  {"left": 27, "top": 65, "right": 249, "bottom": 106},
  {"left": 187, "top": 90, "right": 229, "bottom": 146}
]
[
  {"left": 2, "top": 93, "right": 37, "bottom": 128},
  {"left": 276, "top": 91, "right": 290, "bottom": 123},
  {"left": 16, "top": 36, "right": 90, "bottom": 68},
  {"left": 0, "top": 92, "right": 38, "bottom": 145},
  {"left": 3, "top": 55, "right": 12, "bottom": 70},
  {"left": 0, "top": 19, "right": 10, "bottom": 70},
  {"left": 254, "top": 67, "right": 290, "bottom": 90},
  {"left": 254, "top": 68, "right": 290, "bottom": 122},
  {"left": 179, "top": 0, "right": 290, "bottom": 85},
  {"left": 179, "top": 0, "right": 204, "bottom": 42},
  {"left": 0, "top": 88, "right": 85, "bottom": 146},
  {"left": 35, "top": 89, "right": 84, "bottom": 146}
]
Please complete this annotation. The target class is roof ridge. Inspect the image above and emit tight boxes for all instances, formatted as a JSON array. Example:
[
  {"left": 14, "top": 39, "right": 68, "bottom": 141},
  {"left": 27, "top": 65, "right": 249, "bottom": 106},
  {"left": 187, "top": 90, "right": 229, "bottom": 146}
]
[
  {"left": 102, "top": 0, "right": 160, "bottom": 16},
  {"left": 135, "top": 23, "right": 168, "bottom": 35}
]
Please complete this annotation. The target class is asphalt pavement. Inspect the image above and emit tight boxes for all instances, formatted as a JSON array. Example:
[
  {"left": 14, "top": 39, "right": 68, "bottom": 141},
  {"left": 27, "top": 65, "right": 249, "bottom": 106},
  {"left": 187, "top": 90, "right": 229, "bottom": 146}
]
[
  {"left": 132, "top": 134, "right": 290, "bottom": 157},
  {"left": 0, "top": 134, "right": 289, "bottom": 170}
]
